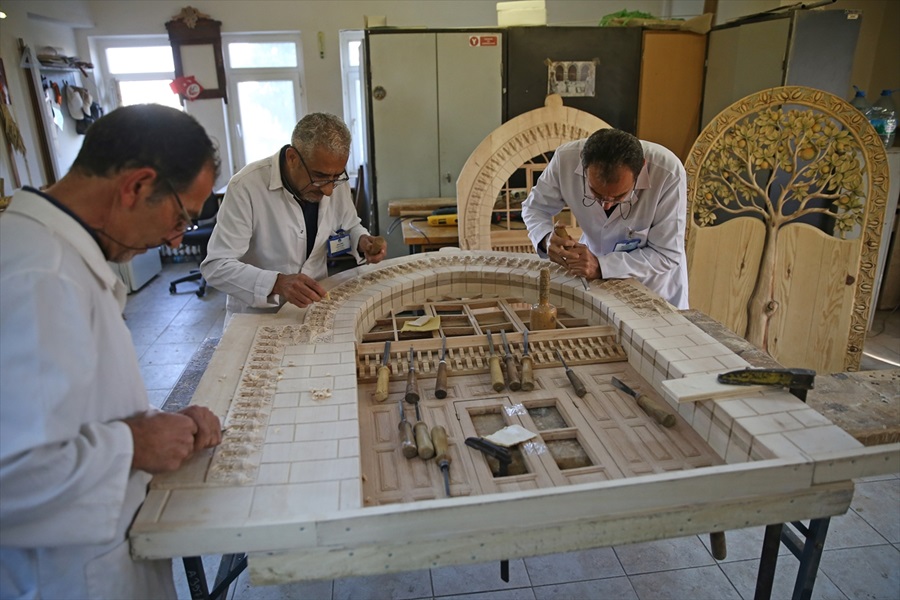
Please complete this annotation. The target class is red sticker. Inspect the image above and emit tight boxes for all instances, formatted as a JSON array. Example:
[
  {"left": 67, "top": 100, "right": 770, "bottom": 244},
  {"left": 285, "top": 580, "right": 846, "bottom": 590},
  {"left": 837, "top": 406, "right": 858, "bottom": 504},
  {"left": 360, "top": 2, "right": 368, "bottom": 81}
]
[
  {"left": 479, "top": 36, "right": 498, "bottom": 47},
  {"left": 469, "top": 36, "right": 480, "bottom": 47}
]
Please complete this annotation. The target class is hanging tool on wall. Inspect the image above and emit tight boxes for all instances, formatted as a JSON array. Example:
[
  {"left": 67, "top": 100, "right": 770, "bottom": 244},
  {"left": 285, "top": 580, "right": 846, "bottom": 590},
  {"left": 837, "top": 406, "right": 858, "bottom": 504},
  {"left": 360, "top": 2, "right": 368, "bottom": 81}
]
[
  {"left": 432, "top": 425, "right": 451, "bottom": 496},
  {"left": 555, "top": 349, "right": 587, "bottom": 397},
  {"left": 398, "top": 398, "right": 417, "bottom": 459},
  {"left": 520, "top": 329, "right": 535, "bottom": 391},
  {"left": 435, "top": 335, "right": 449, "bottom": 399},
  {"left": 373, "top": 340, "right": 391, "bottom": 403},
  {"left": 405, "top": 346, "right": 420, "bottom": 404},
  {"left": 717, "top": 367, "right": 816, "bottom": 402},
  {"left": 500, "top": 330, "right": 521, "bottom": 391},
  {"left": 413, "top": 402, "right": 435, "bottom": 459},
  {"left": 486, "top": 331, "right": 506, "bottom": 392},
  {"left": 610, "top": 376, "right": 676, "bottom": 427}
]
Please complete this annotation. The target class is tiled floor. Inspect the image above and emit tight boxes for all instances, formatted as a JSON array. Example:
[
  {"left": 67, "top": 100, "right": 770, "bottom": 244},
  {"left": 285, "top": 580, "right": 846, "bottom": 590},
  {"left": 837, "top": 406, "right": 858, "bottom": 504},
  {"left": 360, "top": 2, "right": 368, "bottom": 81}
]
[{"left": 127, "top": 263, "right": 900, "bottom": 600}]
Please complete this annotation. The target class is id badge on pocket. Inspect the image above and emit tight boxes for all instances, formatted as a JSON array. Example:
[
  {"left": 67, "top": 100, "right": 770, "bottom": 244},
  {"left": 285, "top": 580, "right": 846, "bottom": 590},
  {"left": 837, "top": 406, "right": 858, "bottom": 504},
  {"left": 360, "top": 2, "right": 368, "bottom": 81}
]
[
  {"left": 614, "top": 238, "right": 641, "bottom": 252},
  {"left": 327, "top": 229, "right": 351, "bottom": 257}
]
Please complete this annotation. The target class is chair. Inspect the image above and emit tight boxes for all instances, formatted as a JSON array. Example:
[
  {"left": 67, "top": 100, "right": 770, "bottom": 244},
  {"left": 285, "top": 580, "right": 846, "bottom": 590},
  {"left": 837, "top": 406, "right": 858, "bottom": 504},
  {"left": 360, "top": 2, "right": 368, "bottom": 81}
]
[{"left": 169, "top": 192, "right": 220, "bottom": 297}]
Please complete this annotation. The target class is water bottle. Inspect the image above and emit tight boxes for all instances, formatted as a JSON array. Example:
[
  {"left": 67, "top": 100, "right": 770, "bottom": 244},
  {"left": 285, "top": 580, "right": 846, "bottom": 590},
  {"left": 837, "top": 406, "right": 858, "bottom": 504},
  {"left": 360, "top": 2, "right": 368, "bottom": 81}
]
[
  {"left": 850, "top": 86, "right": 872, "bottom": 117},
  {"left": 869, "top": 89, "right": 897, "bottom": 148}
]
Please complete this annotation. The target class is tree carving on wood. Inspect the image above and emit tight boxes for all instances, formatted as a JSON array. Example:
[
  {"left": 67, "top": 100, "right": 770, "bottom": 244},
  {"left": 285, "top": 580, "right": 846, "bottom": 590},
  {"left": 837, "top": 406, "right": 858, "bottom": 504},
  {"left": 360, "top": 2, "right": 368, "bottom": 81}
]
[{"left": 686, "top": 86, "right": 888, "bottom": 367}]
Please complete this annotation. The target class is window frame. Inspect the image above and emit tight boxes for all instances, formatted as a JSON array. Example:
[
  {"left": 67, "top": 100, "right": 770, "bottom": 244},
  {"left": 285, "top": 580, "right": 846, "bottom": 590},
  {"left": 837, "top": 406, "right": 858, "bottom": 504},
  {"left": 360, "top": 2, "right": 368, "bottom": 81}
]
[
  {"left": 91, "top": 35, "right": 179, "bottom": 109},
  {"left": 339, "top": 30, "right": 366, "bottom": 186}
]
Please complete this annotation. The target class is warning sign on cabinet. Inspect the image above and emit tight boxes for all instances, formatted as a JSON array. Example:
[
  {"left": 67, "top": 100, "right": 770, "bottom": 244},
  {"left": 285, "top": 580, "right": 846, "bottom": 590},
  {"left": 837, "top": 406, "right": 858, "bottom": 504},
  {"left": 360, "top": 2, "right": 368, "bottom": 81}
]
[{"left": 469, "top": 35, "right": 499, "bottom": 47}]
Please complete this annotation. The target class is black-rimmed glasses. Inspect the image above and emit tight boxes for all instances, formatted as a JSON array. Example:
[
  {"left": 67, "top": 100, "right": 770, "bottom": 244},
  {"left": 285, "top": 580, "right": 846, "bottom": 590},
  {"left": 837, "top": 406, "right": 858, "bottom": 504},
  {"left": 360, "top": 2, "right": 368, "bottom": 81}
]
[
  {"left": 582, "top": 172, "right": 637, "bottom": 209},
  {"left": 292, "top": 145, "right": 350, "bottom": 189}
]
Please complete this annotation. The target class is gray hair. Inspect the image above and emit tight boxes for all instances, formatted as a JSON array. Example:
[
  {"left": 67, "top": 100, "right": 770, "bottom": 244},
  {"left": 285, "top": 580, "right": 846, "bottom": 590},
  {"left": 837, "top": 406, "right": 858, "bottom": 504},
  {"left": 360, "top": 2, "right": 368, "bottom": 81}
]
[{"left": 291, "top": 113, "right": 351, "bottom": 159}]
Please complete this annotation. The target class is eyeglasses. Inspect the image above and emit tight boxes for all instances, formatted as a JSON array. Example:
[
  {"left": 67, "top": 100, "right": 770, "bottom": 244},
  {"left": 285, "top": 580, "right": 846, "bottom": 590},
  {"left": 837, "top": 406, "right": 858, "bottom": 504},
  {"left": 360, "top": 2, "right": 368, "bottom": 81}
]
[
  {"left": 292, "top": 145, "right": 349, "bottom": 189},
  {"left": 582, "top": 172, "right": 637, "bottom": 210},
  {"left": 167, "top": 182, "right": 195, "bottom": 233}
]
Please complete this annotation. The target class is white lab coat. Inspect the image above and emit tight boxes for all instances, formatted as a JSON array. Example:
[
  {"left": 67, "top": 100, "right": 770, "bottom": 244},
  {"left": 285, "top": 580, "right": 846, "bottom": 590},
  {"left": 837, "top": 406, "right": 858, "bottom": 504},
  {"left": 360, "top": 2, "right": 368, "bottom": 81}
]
[
  {"left": 0, "top": 189, "right": 175, "bottom": 599},
  {"left": 521, "top": 139, "right": 689, "bottom": 309},
  {"left": 201, "top": 149, "right": 369, "bottom": 322}
]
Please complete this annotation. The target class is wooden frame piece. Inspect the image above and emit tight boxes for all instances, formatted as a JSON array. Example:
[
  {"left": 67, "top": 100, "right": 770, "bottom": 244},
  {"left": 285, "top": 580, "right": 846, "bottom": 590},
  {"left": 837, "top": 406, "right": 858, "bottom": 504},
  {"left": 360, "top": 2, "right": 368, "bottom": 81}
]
[{"left": 165, "top": 17, "right": 227, "bottom": 102}]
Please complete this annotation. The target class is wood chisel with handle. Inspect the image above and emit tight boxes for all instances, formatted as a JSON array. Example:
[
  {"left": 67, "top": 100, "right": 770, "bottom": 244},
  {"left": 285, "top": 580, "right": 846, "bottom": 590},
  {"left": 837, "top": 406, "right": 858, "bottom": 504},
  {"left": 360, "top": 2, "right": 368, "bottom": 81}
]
[
  {"left": 555, "top": 349, "right": 586, "bottom": 397},
  {"left": 397, "top": 398, "right": 417, "bottom": 459},
  {"left": 413, "top": 402, "right": 435, "bottom": 459},
  {"left": 434, "top": 335, "right": 448, "bottom": 399},
  {"left": 373, "top": 340, "right": 391, "bottom": 403},
  {"left": 486, "top": 331, "right": 505, "bottom": 392},
  {"left": 405, "top": 346, "right": 420, "bottom": 404},
  {"left": 520, "top": 329, "right": 534, "bottom": 392},
  {"left": 553, "top": 223, "right": 590, "bottom": 290},
  {"left": 431, "top": 425, "right": 451, "bottom": 497},
  {"left": 500, "top": 330, "right": 521, "bottom": 391},
  {"left": 611, "top": 376, "right": 675, "bottom": 427}
]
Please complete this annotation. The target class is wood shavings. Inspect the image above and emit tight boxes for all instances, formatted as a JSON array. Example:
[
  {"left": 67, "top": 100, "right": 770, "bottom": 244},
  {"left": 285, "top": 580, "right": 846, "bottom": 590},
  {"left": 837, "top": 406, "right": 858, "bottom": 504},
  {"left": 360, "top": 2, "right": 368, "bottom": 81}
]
[{"left": 310, "top": 388, "right": 332, "bottom": 400}]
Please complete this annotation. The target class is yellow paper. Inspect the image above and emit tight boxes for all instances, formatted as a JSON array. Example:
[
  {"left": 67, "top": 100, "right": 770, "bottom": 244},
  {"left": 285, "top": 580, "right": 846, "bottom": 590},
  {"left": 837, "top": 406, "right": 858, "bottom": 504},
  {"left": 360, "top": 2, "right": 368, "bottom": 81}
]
[{"left": 400, "top": 315, "right": 441, "bottom": 332}]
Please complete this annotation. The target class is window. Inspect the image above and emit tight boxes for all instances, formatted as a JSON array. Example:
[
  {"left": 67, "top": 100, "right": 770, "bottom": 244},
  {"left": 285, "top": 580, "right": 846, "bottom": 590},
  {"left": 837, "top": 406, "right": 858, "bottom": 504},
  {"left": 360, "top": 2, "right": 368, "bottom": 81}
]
[
  {"left": 339, "top": 30, "right": 366, "bottom": 183},
  {"left": 224, "top": 34, "right": 305, "bottom": 170},
  {"left": 93, "top": 37, "right": 182, "bottom": 110}
]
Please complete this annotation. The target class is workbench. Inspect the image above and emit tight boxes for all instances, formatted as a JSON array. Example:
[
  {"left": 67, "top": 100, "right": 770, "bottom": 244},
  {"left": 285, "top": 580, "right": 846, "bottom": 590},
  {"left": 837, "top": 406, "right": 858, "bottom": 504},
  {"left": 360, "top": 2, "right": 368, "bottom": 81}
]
[{"left": 139, "top": 251, "right": 899, "bottom": 599}]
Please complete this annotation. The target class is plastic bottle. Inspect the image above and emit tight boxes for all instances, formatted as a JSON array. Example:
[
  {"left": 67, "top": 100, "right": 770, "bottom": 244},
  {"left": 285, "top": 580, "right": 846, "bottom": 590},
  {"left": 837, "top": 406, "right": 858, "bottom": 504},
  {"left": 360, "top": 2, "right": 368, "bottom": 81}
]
[
  {"left": 850, "top": 86, "right": 872, "bottom": 117},
  {"left": 869, "top": 89, "right": 897, "bottom": 148}
]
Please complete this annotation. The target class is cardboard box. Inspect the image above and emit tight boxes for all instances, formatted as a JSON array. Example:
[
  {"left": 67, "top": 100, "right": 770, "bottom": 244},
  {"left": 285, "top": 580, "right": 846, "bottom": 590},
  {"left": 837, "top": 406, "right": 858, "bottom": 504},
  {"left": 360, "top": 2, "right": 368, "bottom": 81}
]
[{"left": 497, "top": 0, "right": 546, "bottom": 27}]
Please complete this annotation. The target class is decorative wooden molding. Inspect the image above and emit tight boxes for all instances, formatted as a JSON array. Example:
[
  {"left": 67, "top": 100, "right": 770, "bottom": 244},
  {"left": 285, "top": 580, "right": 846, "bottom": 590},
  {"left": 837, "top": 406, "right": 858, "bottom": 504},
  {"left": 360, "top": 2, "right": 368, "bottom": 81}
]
[
  {"left": 685, "top": 86, "right": 889, "bottom": 371},
  {"left": 456, "top": 94, "right": 610, "bottom": 251}
]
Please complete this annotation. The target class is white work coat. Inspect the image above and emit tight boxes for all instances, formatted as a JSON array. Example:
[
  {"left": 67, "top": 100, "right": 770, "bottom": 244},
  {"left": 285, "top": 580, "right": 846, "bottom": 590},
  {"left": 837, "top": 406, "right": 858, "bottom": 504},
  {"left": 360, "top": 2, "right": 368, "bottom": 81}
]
[
  {"left": 522, "top": 139, "right": 689, "bottom": 309},
  {"left": 201, "top": 149, "right": 369, "bottom": 321},
  {"left": 0, "top": 189, "right": 175, "bottom": 599}
]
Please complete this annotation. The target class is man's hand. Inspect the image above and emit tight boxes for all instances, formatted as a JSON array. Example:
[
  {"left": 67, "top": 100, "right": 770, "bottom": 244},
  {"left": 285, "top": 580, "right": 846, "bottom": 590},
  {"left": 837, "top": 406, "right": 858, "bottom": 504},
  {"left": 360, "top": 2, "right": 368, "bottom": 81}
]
[
  {"left": 179, "top": 406, "right": 222, "bottom": 452},
  {"left": 125, "top": 412, "right": 199, "bottom": 474},
  {"left": 358, "top": 235, "right": 387, "bottom": 264},
  {"left": 273, "top": 273, "right": 326, "bottom": 308},
  {"left": 547, "top": 231, "right": 602, "bottom": 280}
]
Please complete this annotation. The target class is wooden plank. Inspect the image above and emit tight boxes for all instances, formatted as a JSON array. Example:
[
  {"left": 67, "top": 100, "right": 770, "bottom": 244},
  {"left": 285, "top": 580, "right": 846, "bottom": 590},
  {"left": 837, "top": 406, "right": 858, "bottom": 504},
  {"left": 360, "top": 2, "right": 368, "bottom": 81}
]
[
  {"left": 388, "top": 197, "right": 456, "bottom": 217},
  {"left": 687, "top": 219, "right": 764, "bottom": 337}
]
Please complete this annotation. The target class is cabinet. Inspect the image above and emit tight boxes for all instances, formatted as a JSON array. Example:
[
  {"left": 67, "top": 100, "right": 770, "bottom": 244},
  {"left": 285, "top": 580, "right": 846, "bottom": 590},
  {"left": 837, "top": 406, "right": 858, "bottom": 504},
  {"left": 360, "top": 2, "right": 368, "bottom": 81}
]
[
  {"left": 365, "top": 30, "right": 504, "bottom": 257},
  {"left": 701, "top": 8, "right": 862, "bottom": 128}
]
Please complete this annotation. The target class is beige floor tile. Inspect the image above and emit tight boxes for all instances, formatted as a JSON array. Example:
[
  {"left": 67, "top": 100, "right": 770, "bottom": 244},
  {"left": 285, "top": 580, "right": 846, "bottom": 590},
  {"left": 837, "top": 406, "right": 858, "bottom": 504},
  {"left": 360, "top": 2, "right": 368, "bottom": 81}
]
[
  {"left": 523, "top": 548, "right": 624, "bottom": 586},
  {"left": 818, "top": 545, "right": 900, "bottom": 600},
  {"left": 332, "top": 569, "right": 432, "bottom": 600},
  {"left": 614, "top": 536, "right": 716, "bottom": 575},
  {"left": 430, "top": 560, "right": 530, "bottom": 596},
  {"left": 718, "top": 559, "right": 847, "bottom": 600},
  {"left": 532, "top": 577, "right": 637, "bottom": 600},
  {"left": 850, "top": 479, "right": 900, "bottom": 543},
  {"left": 629, "top": 565, "right": 741, "bottom": 600}
]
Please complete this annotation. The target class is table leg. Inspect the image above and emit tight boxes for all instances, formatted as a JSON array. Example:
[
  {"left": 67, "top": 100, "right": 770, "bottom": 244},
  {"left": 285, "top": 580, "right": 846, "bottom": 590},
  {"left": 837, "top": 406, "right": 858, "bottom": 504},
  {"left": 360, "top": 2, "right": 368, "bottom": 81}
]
[
  {"left": 754, "top": 523, "right": 783, "bottom": 600},
  {"left": 182, "top": 553, "right": 248, "bottom": 600}
]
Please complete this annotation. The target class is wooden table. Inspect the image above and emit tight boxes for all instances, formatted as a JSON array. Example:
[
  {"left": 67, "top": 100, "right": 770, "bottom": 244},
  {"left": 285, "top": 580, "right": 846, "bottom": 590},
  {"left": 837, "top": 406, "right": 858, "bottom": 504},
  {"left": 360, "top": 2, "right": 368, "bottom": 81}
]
[
  {"left": 388, "top": 197, "right": 456, "bottom": 217},
  {"left": 400, "top": 219, "right": 459, "bottom": 252}
]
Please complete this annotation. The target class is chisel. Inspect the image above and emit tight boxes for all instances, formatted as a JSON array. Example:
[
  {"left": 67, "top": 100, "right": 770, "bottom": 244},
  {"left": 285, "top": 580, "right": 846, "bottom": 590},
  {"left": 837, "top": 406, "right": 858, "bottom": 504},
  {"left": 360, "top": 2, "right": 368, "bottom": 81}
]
[
  {"left": 434, "top": 335, "right": 449, "bottom": 399},
  {"left": 413, "top": 402, "right": 435, "bottom": 459},
  {"left": 500, "top": 330, "right": 521, "bottom": 391},
  {"left": 520, "top": 329, "right": 535, "bottom": 392},
  {"left": 373, "top": 340, "right": 391, "bottom": 403},
  {"left": 486, "top": 331, "right": 505, "bottom": 392},
  {"left": 405, "top": 346, "right": 420, "bottom": 404},
  {"left": 432, "top": 425, "right": 451, "bottom": 496},
  {"left": 555, "top": 349, "right": 586, "bottom": 397},
  {"left": 611, "top": 376, "right": 675, "bottom": 428},
  {"left": 554, "top": 224, "right": 589, "bottom": 290},
  {"left": 398, "top": 398, "right": 417, "bottom": 459}
]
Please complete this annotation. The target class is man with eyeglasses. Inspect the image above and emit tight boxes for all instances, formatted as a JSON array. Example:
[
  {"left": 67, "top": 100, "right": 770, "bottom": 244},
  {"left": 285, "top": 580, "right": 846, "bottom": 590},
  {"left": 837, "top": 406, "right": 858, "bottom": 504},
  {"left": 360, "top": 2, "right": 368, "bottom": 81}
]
[
  {"left": 521, "top": 128, "right": 689, "bottom": 308},
  {"left": 1, "top": 104, "right": 223, "bottom": 598},
  {"left": 202, "top": 113, "right": 386, "bottom": 324}
]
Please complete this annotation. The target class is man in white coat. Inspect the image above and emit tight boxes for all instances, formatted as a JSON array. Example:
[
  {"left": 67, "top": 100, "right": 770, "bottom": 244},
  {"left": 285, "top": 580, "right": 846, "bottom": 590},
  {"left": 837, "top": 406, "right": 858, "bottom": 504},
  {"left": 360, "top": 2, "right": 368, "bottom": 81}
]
[
  {"left": 201, "top": 113, "right": 387, "bottom": 324},
  {"left": 521, "top": 128, "right": 689, "bottom": 308},
  {"left": 0, "top": 104, "right": 223, "bottom": 599}
]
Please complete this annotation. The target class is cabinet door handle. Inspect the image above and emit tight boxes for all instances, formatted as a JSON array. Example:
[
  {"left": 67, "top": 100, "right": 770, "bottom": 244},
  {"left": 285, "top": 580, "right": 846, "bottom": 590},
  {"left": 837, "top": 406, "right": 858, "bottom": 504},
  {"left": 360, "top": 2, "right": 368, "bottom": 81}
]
[{"left": 444, "top": 173, "right": 452, "bottom": 183}]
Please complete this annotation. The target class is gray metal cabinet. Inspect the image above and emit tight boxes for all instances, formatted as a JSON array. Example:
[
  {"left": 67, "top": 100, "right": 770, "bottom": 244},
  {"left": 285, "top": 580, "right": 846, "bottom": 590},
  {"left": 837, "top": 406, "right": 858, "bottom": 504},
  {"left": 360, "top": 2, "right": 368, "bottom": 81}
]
[
  {"left": 365, "top": 30, "right": 504, "bottom": 256},
  {"left": 701, "top": 8, "right": 862, "bottom": 127}
]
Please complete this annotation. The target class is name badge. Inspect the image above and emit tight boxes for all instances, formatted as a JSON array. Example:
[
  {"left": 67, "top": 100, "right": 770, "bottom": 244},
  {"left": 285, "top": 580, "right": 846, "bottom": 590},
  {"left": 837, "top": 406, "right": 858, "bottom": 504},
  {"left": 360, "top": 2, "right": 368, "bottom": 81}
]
[
  {"left": 613, "top": 238, "right": 641, "bottom": 252},
  {"left": 327, "top": 229, "right": 351, "bottom": 257}
]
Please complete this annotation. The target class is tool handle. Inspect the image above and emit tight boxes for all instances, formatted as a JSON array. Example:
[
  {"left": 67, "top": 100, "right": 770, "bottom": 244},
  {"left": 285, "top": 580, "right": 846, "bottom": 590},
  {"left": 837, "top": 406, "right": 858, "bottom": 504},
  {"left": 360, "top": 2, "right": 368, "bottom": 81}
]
[
  {"left": 374, "top": 365, "right": 390, "bottom": 402},
  {"left": 636, "top": 396, "right": 676, "bottom": 428},
  {"left": 399, "top": 420, "right": 417, "bottom": 459},
  {"left": 432, "top": 425, "right": 450, "bottom": 465},
  {"left": 565, "top": 368, "right": 587, "bottom": 398},
  {"left": 489, "top": 355, "right": 505, "bottom": 392},
  {"left": 435, "top": 361, "right": 448, "bottom": 399},
  {"left": 504, "top": 355, "right": 521, "bottom": 391},
  {"left": 520, "top": 355, "right": 535, "bottom": 391},
  {"left": 405, "top": 368, "right": 420, "bottom": 404},
  {"left": 414, "top": 421, "right": 435, "bottom": 459},
  {"left": 710, "top": 531, "right": 727, "bottom": 560}
]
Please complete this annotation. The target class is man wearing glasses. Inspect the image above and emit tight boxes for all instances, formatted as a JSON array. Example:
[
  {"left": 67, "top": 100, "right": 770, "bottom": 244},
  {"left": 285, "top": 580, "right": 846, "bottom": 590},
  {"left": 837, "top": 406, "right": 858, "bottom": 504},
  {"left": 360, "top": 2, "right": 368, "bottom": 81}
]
[
  {"left": 202, "top": 112, "right": 386, "bottom": 324},
  {"left": 521, "top": 128, "right": 689, "bottom": 309},
  {"left": 1, "top": 104, "right": 222, "bottom": 598}
]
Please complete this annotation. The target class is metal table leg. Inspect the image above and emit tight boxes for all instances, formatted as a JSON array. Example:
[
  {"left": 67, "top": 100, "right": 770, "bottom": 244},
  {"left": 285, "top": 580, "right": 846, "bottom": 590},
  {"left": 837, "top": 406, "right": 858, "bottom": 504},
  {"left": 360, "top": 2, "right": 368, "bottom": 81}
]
[
  {"left": 753, "top": 518, "right": 831, "bottom": 600},
  {"left": 182, "top": 553, "right": 248, "bottom": 600}
]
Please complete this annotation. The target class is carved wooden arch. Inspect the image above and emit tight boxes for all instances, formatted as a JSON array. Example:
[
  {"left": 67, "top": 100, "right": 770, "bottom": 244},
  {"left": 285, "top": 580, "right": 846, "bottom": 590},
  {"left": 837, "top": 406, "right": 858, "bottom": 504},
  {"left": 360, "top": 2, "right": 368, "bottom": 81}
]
[
  {"left": 684, "top": 86, "right": 889, "bottom": 372},
  {"left": 456, "top": 95, "right": 611, "bottom": 251}
]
